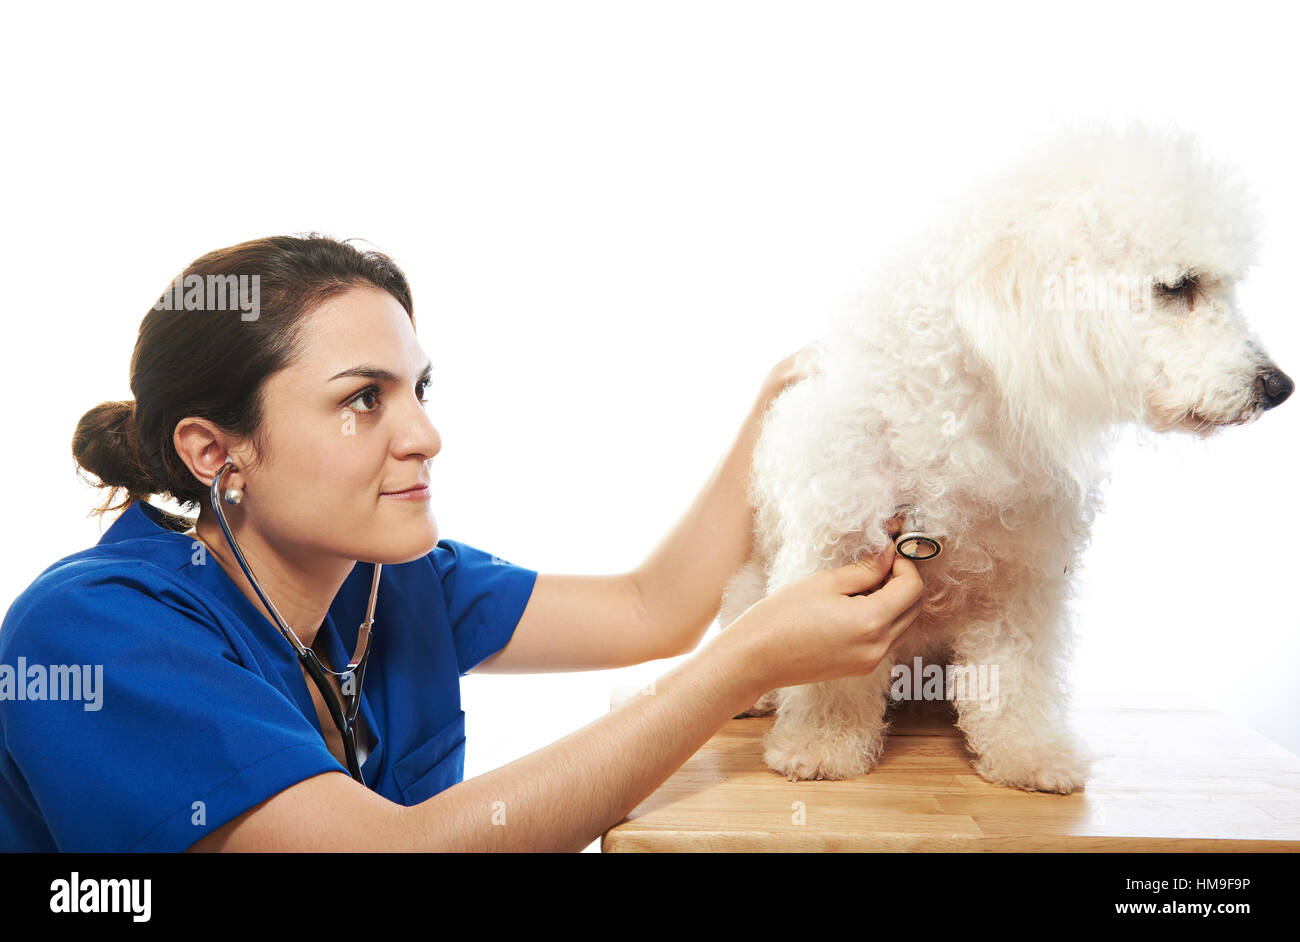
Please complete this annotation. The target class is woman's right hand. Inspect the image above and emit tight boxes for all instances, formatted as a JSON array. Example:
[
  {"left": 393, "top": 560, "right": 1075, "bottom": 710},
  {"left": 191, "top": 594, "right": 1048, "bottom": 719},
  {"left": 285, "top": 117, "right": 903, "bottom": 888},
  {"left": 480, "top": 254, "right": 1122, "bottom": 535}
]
[{"left": 717, "top": 546, "right": 926, "bottom": 695}]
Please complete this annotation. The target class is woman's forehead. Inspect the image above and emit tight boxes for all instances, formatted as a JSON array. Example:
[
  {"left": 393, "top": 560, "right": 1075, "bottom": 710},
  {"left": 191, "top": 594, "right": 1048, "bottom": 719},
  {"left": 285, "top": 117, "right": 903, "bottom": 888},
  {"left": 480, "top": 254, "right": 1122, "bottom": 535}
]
[{"left": 289, "top": 286, "right": 425, "bottom": 379}]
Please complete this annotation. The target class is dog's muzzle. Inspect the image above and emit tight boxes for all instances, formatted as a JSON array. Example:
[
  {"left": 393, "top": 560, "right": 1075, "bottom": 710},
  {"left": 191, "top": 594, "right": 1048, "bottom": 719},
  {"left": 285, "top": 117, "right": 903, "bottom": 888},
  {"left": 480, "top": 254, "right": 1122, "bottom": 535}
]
[{"left": 1260, "top": 365, "right": 1294, "bottom": 410}]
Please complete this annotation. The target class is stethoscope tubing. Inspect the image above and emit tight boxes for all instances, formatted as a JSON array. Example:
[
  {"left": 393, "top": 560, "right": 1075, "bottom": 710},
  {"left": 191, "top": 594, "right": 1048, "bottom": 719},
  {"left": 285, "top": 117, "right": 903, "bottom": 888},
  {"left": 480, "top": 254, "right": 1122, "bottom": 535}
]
[{"left": 209, "top": 460, "right": 379, "bottom": 784}]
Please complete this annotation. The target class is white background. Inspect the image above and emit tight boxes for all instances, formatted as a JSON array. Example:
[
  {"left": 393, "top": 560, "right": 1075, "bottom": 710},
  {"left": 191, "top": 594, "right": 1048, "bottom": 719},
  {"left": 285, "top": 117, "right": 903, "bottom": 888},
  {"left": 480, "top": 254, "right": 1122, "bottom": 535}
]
[{"left": 1, "top": 1, "right": 1296, "bottom": 853}]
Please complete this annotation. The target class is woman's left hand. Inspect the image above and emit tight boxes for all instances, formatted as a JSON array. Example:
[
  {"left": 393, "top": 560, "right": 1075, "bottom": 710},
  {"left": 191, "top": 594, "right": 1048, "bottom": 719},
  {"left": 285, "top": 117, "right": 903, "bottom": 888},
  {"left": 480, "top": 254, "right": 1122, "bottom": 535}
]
[{"left": 756, "top": 342, "right": 822, "bottom": 413}]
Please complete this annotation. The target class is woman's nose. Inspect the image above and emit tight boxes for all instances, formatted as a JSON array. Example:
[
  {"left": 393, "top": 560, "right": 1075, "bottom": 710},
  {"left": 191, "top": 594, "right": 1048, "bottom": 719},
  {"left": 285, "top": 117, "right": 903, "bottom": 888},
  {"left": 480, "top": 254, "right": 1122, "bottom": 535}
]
[
  {"left": 398, "top": 402, "right": 442, "bottom": 458},
  {"left": 417, "top": 420, "right": 442, "bottom": 458}
]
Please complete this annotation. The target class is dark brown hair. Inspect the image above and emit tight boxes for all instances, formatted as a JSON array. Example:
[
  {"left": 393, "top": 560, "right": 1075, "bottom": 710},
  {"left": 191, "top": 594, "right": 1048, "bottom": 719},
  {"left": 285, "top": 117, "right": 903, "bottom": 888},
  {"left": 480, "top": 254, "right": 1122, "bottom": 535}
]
[{"left": 72, "top": 233, "right": 414, "bottom": 521}]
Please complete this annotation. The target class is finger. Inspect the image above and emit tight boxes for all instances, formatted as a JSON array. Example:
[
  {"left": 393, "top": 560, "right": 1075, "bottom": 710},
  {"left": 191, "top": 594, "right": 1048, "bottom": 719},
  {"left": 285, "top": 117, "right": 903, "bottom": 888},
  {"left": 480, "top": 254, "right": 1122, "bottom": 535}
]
[
  {"left": 851, "top": 554, "right": 924, "bottom": 617},
  {"left": 833, "top": 546, "right": 897, "bottom": 596},
  {"left": 882, "top": 593, "right": 925, "bottom": 651}
]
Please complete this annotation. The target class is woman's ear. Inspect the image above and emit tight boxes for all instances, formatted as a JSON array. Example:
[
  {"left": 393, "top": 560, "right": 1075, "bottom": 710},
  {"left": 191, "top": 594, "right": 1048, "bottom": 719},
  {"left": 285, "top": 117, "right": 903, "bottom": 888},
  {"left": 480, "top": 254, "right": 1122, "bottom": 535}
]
[{"left": 173, "top": 417, "right": 240, "bottom": 492}]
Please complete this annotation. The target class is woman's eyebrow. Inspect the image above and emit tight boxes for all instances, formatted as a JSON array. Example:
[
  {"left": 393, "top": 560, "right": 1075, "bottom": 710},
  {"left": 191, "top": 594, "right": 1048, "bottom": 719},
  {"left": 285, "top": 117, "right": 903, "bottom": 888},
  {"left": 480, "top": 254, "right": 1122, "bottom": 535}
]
[{"left": 329, "top": 361, "right": 434, "bottom": 383}]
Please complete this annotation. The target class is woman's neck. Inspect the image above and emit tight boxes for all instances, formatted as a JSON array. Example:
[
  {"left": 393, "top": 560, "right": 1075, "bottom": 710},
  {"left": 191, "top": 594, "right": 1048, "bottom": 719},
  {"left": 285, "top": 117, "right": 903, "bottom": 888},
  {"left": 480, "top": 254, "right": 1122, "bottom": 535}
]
[{"left": 186, "top": 511, "right": 354, "bottom": 652}]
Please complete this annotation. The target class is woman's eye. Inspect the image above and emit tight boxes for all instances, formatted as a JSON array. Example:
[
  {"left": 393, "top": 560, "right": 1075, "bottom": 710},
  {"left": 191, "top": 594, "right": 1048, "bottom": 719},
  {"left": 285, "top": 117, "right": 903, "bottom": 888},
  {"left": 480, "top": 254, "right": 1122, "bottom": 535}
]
[
  {"left": 346, "top": 387, "right": 381, "bottom": 413},
  {"left": 346, "top": 381, "right": 429, "bottom": 414}
]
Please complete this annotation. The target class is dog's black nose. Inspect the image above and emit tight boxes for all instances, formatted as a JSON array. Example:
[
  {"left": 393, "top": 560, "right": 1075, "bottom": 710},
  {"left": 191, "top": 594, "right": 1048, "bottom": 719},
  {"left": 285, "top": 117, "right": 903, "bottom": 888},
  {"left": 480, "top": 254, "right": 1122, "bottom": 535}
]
[{"left": 1260, "top": 366, "right": 1294, "bottom": 410}]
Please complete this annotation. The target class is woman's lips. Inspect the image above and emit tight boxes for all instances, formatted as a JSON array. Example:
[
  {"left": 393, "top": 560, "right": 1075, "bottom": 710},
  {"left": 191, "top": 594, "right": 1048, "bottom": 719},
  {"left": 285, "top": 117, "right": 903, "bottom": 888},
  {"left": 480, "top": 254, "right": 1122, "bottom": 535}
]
[{"left": 381, "top": 484, "right": 431, "bottom": 501}]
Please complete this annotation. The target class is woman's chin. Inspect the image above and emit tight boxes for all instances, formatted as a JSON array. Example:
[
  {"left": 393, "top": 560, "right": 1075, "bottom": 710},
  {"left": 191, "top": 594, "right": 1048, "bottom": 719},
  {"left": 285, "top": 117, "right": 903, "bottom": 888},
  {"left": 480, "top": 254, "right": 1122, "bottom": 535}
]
[{"left": 365, "top": 515, "right": 439, "bottom": 564}]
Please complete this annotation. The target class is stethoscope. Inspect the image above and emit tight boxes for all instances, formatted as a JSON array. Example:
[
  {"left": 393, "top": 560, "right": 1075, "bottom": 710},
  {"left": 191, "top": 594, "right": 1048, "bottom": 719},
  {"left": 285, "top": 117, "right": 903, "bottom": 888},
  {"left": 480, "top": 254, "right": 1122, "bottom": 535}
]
[
  {"left": 893, "top": 503, "right": 943, "bottom": 561},
  {"left": 209, "top": 459, "right": 379, "bottom": 785}
]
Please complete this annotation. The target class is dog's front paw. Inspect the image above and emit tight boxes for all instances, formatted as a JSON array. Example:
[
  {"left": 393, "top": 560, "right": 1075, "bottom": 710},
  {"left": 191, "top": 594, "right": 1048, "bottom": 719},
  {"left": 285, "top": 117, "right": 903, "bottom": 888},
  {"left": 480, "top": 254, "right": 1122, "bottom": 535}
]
[
  {"left": 763, "top": 725, "right": 884, "bottom": 781},
  {"left": 971, "top": 747, "right": 1092, "bottom": 795}
]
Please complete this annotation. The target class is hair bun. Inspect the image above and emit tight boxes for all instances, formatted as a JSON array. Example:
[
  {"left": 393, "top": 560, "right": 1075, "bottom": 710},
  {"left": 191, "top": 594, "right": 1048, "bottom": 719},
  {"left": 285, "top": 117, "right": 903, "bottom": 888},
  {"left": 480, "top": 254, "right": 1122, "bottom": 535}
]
[{"left": 72, "top": 399, "right": 154, "bottom": 513}]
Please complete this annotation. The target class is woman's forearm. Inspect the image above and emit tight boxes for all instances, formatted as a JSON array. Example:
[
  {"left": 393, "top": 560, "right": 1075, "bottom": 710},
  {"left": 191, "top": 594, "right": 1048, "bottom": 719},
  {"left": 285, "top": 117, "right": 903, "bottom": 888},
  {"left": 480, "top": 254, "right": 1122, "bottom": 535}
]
[
  {"left": 187, "top": 613, "right": 763, "bottom": 852},
  {"left": 405, "top": 632, "right": 759, "bottom": 851},
  {"left": 631, "top": 397, "right": 770, "bottom": 657}
]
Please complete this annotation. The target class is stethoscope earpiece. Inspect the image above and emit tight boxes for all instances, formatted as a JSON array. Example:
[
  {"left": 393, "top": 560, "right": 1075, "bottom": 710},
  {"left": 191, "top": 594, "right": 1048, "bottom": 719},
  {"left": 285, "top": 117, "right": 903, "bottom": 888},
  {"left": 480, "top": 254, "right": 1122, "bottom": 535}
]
[{"left": 893, "top": 503, "right": 944, "bottom": 561}]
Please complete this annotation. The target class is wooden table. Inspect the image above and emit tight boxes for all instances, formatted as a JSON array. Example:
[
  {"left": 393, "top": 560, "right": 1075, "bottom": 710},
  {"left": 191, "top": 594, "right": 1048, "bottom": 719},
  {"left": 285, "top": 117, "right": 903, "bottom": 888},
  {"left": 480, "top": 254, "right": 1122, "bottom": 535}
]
[{"left": 601, "top": 697, "right": 1300, "bottom": 852}]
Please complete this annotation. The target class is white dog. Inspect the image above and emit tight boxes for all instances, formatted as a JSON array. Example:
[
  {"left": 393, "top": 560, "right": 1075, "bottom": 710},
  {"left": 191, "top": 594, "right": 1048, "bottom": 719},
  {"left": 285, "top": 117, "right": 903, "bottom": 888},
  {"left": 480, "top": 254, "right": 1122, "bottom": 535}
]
[{"left": 719, "top": 121, "right": 1292, "bottom": 794}]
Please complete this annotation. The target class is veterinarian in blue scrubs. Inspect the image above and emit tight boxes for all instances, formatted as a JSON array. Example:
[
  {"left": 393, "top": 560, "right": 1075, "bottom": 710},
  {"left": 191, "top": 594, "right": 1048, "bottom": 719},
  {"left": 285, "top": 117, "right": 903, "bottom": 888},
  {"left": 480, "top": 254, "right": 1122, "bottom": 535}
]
[
  {"left": 0, "top": 499, "right": 537, "bottom": 851},
  {"left": 1, "top": 234, "right": 883, "bottom": 853}
]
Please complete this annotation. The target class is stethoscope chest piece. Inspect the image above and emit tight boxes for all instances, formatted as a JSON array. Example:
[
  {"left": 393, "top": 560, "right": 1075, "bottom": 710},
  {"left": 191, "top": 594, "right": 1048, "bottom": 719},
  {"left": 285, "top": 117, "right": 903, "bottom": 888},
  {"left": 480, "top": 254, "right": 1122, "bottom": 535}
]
[
  {"left": 896, "top": 533, "right": 942, "bottom": 560},
  {"left": 893, "top": 504, "right": 944, "bottom": 561}
]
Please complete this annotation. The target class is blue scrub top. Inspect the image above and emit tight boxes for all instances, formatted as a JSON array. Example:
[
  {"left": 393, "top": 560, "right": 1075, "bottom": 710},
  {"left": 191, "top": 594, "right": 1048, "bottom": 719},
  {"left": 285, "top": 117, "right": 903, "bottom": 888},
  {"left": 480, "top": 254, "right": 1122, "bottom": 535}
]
[{"left": 0, "top": 499, "right": 538, "bottom": 851}]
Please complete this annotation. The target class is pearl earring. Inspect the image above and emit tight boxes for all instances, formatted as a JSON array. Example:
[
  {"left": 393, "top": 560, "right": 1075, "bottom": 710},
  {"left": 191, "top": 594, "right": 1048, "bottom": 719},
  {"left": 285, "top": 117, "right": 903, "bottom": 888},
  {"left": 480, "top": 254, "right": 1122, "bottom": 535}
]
[{"left": 222, "top": 485, "right": 243, "bottom": 506}]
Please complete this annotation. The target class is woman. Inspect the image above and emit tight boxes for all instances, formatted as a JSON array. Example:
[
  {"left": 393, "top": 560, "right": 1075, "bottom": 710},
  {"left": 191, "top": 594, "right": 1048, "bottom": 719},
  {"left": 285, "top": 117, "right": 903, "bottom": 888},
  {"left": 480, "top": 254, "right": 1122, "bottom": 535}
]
[{"left": 0, "top": 234, "right": 924, "bottom": 852}]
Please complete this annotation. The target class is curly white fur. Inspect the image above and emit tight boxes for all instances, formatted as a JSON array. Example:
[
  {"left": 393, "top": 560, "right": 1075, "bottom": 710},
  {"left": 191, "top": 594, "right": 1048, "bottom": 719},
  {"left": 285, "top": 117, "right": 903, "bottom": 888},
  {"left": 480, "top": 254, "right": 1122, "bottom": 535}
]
[{"left": 718, "top": 119, "right": 1289, "bottom": 794}]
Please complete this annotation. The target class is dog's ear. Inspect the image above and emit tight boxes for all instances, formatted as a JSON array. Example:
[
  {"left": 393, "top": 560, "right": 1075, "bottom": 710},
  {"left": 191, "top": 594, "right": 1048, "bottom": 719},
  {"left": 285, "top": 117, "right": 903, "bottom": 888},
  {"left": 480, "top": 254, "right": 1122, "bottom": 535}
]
[{"left": 952, "top": 224, "right": 1136, "bottom": 487}]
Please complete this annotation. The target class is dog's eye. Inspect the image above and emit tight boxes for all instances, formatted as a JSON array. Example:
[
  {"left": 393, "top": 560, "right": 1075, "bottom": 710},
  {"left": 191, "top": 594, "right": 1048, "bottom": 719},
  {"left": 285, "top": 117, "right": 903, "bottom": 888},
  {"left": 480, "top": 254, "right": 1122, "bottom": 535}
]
[{"left": 1154, "top": 273, "right": 1199, "bottom": 309}]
